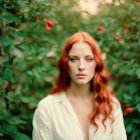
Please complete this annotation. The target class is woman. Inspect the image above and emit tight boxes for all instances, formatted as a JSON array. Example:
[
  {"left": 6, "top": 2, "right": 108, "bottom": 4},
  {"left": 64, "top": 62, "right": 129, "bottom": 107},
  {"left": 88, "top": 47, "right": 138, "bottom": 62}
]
[{"left": 32, "top": 32, "right": 127, "bottom": 140}]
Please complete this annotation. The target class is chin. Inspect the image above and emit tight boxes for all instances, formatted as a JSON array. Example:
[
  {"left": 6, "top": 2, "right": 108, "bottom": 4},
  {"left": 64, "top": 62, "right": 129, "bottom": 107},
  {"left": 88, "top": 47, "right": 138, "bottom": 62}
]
[{"left": 75, "top": 80, "right": 90, "bottom": 85}]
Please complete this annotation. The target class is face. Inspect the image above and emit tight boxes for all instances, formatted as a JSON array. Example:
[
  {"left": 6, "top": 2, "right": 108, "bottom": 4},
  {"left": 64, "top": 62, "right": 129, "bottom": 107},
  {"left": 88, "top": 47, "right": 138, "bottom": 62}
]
[{"left": 68, "top": 41, "right": 96, "bottom": 85}]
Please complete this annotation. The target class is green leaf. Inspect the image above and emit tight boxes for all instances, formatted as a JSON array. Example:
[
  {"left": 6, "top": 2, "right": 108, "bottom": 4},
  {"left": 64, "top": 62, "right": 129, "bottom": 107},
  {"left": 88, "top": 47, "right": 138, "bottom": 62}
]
[
  {"left": 123, "top": 94, "right": 132, "bottom": 101},
  {"left": 16, "top": 95, "right": 38, "bottom": 105},
  {"left": 15, "top": 132, "right": 31, "bottom": 140},
  {"left": 126, "top": 123, "right": 136, "bottom": 133},
  {"left": 1, "top": 92, "right": 13, "bottom": 101},
  {"left": 136, "top": 68, "right": 140, "bottom": 79},
  {"left": 3, "top": 68, "right": 15, "bottom": 82},
  {"left": 131, "top": 129, "right": 140, "bottom": 139},
  {"left": 0, "top": 78, "right": 3, "bottom": 85},
  {"left": 7, "top": 116, "right": 27, "bottom": 125},
  {"left": 0, "top": 37, "right": 13, "bottom": 47},
  {"left": 127, "top": 68, "right": 135, "bottom": 75},
  {"left": 0, "top": 112, "right": 10, "bottom": 121},
  {"left": 129, "top": 83, "right": 139, "bottom": 94},
  {"left": 3, "top": 62, "right": 13, "bottom": 67},
  {"left": 0, "top": 10, "right": 21, "bottom": 24},
  {"left": 17, "top": 0, "right": 28, "bottom": 7},
  {"left": 2, "top": 124, "right": 18, "bottom": 136},
  {"left": 16, "top": 95, "right": 29, "bottom": 103},
  {"left": 133, "top": 118, "right": 140, "bottom": 124},
  {"left": 136, "top": 103, "right": 140, "bottom": 112}
]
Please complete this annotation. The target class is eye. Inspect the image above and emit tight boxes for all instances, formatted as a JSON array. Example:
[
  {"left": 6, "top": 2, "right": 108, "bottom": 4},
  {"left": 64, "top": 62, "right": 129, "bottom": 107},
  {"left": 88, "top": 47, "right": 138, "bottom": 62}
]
[
  {"left": 69, "top": 57, "right": 78, "bottom": 62},
  {"left": 86, "top": 58, "right": 94, "bottom": 62}
]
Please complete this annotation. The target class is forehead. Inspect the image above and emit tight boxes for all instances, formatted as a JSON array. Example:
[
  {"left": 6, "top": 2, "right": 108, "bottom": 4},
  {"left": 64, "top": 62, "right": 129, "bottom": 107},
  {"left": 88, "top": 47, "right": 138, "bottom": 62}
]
[{"left": 69, "top": 41, "right": 94, "bottom": 56}]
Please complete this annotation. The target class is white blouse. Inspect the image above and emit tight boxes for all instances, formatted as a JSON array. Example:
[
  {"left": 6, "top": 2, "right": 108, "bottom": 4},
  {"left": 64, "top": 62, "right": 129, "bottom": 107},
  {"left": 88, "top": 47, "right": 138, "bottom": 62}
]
[{"left": 32, "top": 91, "right": 127, "bottom": 140}]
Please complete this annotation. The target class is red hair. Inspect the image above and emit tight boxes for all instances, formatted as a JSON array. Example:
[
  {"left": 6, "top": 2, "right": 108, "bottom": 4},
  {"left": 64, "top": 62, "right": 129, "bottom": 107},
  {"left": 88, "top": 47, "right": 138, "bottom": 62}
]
[{"left": 48, "top": 32, "right": 116, "bottom": 133}]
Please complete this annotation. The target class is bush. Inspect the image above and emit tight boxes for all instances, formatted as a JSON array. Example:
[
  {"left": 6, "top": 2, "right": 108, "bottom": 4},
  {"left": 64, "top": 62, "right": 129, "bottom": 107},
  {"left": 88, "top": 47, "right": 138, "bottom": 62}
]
[{"left": 0, "top": 0, "right": 140, "bottom": 139}]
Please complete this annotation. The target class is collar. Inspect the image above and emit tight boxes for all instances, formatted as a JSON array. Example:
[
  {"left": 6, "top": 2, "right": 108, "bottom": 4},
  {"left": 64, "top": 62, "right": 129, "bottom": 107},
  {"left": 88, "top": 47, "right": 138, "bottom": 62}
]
[{"left": 55, "top": 91, "right": 68, "bottom": 104}]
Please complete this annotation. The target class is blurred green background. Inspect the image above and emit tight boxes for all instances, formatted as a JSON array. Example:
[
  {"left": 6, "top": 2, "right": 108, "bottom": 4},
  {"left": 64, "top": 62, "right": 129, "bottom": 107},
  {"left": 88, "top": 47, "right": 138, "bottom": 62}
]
[{"left": 0, "top": 0, "right": 140, "bottom": 139}]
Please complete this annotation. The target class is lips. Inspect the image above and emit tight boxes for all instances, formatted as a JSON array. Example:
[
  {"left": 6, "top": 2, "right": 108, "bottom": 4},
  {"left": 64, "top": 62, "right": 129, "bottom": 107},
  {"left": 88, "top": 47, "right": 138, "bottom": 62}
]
[{"left": 76, "top": 74, "right": 87, "bottom": 76}]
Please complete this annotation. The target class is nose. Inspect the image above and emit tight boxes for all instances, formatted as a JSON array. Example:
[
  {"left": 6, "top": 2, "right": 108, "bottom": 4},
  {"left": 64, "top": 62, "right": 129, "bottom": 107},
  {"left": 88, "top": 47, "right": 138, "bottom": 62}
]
[{"left": 78, "top": 60, "right": 85, "bottom": 71}]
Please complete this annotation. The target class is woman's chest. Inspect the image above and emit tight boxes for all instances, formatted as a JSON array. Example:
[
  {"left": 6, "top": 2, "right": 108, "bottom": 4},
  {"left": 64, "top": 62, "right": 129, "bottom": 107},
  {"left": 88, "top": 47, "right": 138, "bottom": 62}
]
[
  {"left": 70, "top": 101, "right": 93, "bottom": 138},
  {"left": 50, "top": 101, "right": 113, "bottom": 140}
]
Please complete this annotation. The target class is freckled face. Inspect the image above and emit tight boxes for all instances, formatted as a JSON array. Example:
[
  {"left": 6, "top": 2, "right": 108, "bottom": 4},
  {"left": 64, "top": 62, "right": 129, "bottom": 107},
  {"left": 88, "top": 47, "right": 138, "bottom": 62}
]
[{"left": 68, "top": 41, "right": 96, "bottom": 85}]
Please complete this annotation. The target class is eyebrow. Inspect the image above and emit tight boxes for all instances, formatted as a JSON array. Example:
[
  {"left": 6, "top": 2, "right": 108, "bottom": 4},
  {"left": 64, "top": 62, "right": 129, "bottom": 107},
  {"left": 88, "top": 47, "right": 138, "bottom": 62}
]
[{"left": 69, "top": 55, "right": 94, "bottom": 57}]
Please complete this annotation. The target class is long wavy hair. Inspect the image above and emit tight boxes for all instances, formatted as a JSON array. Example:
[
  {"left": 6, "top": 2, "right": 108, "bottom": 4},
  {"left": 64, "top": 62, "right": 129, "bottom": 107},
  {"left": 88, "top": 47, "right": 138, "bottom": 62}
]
[{"left": 48, "top": 32, "right": 116, "bottom": 134}]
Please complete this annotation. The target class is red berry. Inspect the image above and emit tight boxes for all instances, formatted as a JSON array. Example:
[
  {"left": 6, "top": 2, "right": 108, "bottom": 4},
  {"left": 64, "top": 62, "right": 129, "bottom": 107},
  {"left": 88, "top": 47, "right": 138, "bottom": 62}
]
[
  {"left": 47, "top": 20, "right": 54, "bottom": 27},
  {"left": 124, "top": 107, "right": 132, "bottom": 116},
  {"left": 46, "top": 20, "right": 54, "bottom": 30},
  {"left": 98, "top": 26, "right": 104, "bottom": 31},
  {"left": 115, "top": 37, "right": 120, "bottom": 42},
  {"left": 137, "top": 0, "right": 140, "bottom": 3},
  {"left": 45, "top": 24, "right": 51, "bottom": 31},
  {"left": 36, "top": 18, "right": 40, "bottom": 23}
]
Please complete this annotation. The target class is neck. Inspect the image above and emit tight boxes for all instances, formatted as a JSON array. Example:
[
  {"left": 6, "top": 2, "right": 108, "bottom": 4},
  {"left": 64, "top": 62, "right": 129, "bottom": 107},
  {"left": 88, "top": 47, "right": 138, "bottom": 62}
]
[{"left": 66, "top": 80, "right": 94, "bottom": 99}]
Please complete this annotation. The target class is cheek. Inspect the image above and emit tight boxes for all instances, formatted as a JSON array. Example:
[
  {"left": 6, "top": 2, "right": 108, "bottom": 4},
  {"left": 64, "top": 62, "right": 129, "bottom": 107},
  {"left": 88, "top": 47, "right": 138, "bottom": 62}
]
[
  {"left": 88, "top": 62, "right": 96, "bottom": 72},
  {"left": 88, "top": 62, "right": 96, "bottom": 68},
  {"left": 68, "top": 63, "right": 77, "bottom": 74}
]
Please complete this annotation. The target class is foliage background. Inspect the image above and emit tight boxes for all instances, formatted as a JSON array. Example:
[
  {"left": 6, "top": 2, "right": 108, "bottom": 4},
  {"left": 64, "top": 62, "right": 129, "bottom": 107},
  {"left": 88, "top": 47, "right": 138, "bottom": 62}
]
[{"left": 0, "top": 0, "right": 140, "bottom": 139}]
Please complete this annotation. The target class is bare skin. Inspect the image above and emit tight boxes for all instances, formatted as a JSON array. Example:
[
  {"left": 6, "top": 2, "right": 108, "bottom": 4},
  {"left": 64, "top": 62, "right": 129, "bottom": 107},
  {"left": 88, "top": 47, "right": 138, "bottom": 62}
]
[{"left": 66, "top": 83, "right": 94, "bottom": 140}]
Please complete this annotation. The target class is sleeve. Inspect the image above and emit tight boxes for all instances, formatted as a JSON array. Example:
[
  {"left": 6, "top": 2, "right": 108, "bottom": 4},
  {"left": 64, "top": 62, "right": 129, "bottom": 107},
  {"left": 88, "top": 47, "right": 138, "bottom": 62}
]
[
  {"left": 112, "top": 99, "right": 127, "bottom": 140},
  {"left": 32, "top": 101, "right": 54, "bottom": 140}
]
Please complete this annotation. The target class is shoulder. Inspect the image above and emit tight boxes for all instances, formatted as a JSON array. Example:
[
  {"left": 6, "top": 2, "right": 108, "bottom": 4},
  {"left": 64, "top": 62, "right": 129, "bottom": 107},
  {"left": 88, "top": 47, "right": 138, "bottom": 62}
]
[
  {"left": 111, "top": 96, "right": 123, "bottom": 117},
  {"left": 112, "top": 96, "right": 120, "bottom": 107},
  {"left": 37, "top": 91, "right": 64, "bottom": 112}
]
